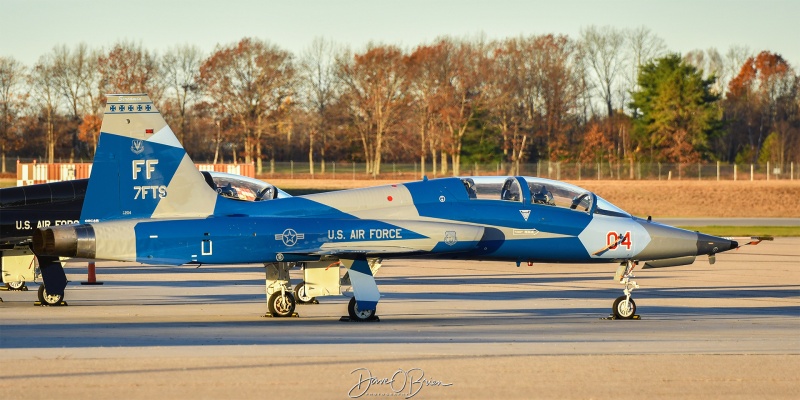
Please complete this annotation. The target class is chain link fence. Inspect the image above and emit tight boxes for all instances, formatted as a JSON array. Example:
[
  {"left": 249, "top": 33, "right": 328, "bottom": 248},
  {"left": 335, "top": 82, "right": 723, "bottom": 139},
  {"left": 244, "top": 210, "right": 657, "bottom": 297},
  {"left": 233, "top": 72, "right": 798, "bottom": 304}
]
[
  {"left": 256, "top": 160, "right": 798, "bottom": 181},
  {"left": 5, "top": 158, "right": 796, "bottom": 181}
]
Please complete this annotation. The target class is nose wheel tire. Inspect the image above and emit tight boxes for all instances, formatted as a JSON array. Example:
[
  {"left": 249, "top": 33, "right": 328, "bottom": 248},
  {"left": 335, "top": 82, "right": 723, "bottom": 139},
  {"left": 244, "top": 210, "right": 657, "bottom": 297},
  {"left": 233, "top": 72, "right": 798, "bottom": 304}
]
[
  {"left": 294, "top": 282, "right": 317, "bottom": 304},
  {"left": 347, "top": 297, "right": 376, "bottom": 321},
  {"left": 37, "top": 285, "right": 64, "bottom": 306},
  {"left": 612, "top": 295, "right": 636, "bottom": 319},
  {"left": 268, "top": 291, "right": 296, "bottom": 317}
]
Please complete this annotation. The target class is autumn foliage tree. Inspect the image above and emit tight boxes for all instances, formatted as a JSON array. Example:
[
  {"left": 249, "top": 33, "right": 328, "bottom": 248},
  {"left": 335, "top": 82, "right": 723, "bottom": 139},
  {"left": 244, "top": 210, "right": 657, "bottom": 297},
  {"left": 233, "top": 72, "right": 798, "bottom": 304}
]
[
  {"left": 28, "top": 53, "right": 62, "bottom": 163},
  {"left": 97, "top": 41, "right": 163, "bottom": 102},
  {"left": 337, "top": 44, "right": 409, "bottom": 177},
  {"left": 724, "top": 51, "right": 799, "bottom": 166},
  {"left": 297, "top": 38, "right": 341, "bottom": 176},
  {"left": 77, "top": 114, "right": 101, "bottom": 154},
  {"left": 580, "top": 122, "right": 615, "bottom": 164},
  {"left": 486, "top": 35, "right": 584, "bottom": 174},
  {"left": 406, "top": 39, "right": 452, "bottom": 178},
  {"left": 162, "top": 44, "right": 203, "bottom": 144},
  {"left": 0, "top": 57, "right": 27, "bottom": 172},
  {"left": 199, "top": 38, "right": 295, "bottom": 172},
  {"left": 4, "top": 35, "right": 798, "bottom": 175}
]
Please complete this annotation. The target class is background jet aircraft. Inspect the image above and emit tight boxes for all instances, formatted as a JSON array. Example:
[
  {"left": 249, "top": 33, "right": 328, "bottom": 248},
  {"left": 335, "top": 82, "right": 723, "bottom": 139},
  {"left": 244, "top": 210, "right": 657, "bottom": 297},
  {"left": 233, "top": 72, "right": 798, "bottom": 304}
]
[
  {"left": 0, "top": 171, "right": 289, "bottom": 302},
  {"left": 33, "top": 94, "right": 745, "bottom": 320}
]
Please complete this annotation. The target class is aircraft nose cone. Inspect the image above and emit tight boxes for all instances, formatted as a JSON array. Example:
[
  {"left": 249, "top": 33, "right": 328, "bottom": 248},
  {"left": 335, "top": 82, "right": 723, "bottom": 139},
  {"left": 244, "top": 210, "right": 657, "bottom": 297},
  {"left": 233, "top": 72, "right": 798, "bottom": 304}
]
[{"left": 696, "top": 232, "right": 738, "bottom": 256}]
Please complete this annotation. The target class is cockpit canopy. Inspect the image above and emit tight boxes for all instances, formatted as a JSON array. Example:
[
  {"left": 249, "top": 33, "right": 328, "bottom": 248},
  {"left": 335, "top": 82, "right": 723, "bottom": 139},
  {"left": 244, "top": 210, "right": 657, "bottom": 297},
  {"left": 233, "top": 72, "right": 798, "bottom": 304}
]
[
  {"left": 203, "top": 172, "right": 291, "bottom": 202},
  {"left": 460, "top": 176, "right": 630, "bottom": 217}
]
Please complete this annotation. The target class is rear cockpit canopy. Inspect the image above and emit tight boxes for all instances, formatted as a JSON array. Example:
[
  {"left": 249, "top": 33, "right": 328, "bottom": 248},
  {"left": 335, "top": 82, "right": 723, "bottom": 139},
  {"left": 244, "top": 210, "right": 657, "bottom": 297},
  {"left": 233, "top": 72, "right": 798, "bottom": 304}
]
[
  {"left": 203, "top": 172, "right": 291, "bottom": 202},
  {"left": 459, "top": 176, "right": 630, "bottom": 217}
]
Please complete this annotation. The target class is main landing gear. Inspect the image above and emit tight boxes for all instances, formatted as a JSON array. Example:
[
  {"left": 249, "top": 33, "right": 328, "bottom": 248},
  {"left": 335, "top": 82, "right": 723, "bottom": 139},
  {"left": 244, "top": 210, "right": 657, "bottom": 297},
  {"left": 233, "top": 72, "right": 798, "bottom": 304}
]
[
  {"left": 263, "top": 258, "right": 381, "bottom": 320},
  {"left": 294, "top": 282, "right": 318, "bottom": 304},
  {"left": 37, "top": 284, "right": 66, "bottom": 306},
  {"left": 5, "top": 281, "right": 27, "bottom": 290},
  {"left": 264, "top": 262, "right": 298, "bottom": 318},
  {"left": 345, "top": 297, "right": 378, "bottom": 322},
  {"left": 267, "top": 289, "right": 296, "bottom": 317},
  {"left": 610, "top": 260, "right": 639, "bottom": 319}
]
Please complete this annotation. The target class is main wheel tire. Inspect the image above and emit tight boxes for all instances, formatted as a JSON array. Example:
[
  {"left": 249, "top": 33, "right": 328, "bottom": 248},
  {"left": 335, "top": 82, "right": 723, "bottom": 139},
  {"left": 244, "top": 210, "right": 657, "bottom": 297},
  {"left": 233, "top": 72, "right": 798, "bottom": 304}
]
[
  {"left": 294, "top": 282, "right": 316, "bottom": 304},
  {"left": 347, "top": 297, "right": 376, "bottom": 321},
  {"left": 268, "top": 291, "right": 296, "bottom": 317},
  {"left": 37, "top": 284, "right": 63, "bottom": 306},
  {"left": 6, "top": 281, "right": 26, "bottom": 290},
  {"left": 612, "top": 295, "right": 636, "bottom": 319}
]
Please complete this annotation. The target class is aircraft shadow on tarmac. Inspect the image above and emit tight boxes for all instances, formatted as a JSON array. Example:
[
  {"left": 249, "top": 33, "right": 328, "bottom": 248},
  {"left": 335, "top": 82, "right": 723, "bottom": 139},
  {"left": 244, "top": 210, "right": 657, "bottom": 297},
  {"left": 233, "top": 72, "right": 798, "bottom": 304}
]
[
  {"left": 56, "top": 265, "right": 799, "bottom": 310},
  {"left": 2, "top": 301, "right": 799, "bottom": 350}
]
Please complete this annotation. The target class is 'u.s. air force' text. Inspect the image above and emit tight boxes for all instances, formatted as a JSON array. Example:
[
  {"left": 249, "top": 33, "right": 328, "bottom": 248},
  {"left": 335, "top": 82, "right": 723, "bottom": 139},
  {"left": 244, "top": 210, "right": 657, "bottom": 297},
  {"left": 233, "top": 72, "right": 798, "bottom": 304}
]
[
  {"left": 328, "top": 229, "right": 403, "bottom": 240},
  {"left": 132, "top": 159, "right": 167, "bottom": 199}
]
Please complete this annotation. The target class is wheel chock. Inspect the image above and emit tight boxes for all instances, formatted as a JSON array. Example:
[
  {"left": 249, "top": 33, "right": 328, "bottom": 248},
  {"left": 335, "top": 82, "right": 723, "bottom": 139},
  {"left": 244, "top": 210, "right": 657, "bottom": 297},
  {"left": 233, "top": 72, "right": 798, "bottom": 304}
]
[
  {"left": 261, "top": 312, "right": 300, "bottom": 318},
  {"left": 34, "top": 301, "right": 68, "bottom": 307},
  {"left": 600, "top": 314, "right": 641, "bottom": 320},
  {"left": 1, "top": 285, "right": 29, "bottom": 291},
  {"left": 339, "top": 316, "right": 381, "bottom": 322}
]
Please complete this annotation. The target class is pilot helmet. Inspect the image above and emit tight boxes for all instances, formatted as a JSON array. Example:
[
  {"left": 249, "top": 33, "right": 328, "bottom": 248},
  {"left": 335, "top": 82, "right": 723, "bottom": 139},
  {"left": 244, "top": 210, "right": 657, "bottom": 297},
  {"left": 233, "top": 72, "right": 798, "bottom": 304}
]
[
  {"left": 218, "top": 183, "right": 239, "bottom": 199},
  {"left": 532, "top": 186, "right": 554, "bottom": 205}
]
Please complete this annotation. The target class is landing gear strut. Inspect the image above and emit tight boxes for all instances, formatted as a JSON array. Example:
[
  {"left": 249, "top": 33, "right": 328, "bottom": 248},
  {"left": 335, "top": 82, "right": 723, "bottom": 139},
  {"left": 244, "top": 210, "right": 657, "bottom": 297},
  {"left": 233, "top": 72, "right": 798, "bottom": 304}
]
[{"left": 612, "top": 260, "right": 639, "bottom": 319}]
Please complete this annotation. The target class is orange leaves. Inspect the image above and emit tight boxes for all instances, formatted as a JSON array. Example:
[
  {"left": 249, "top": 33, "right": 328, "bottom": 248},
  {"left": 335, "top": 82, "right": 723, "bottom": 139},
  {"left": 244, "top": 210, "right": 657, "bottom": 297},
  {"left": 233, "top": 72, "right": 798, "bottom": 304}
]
[
  {"left": 77, "top": 114, "right": 101, "bottom": 142},
  {"left": 579, "top": 123, "right": 615, "bottom": 163},
  {"left": 77, "top": 114, "right": 101, "bottom": 152},
  {"left": 97, "top": 41, "right": 159, "bottom": 95},
  {"left": 338, "top": 44, "right": 410, "bottom": 176},
  {"left": 727, "top": 51, "right": 792, "bottom": 99}
]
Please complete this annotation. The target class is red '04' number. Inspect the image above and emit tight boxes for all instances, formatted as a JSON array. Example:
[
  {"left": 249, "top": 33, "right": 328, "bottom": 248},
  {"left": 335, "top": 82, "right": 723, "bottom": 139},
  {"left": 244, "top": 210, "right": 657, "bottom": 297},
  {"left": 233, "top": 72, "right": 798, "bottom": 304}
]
[{"left": 606, "top": 231, "right": 632, "bottom": 250}]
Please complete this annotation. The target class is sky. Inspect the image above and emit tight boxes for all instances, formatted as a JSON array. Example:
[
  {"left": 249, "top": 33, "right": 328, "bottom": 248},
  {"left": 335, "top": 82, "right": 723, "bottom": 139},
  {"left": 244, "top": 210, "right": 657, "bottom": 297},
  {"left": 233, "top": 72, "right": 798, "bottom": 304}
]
[{"left": 2, "top": 0, "right": 799, "bottom": 68}]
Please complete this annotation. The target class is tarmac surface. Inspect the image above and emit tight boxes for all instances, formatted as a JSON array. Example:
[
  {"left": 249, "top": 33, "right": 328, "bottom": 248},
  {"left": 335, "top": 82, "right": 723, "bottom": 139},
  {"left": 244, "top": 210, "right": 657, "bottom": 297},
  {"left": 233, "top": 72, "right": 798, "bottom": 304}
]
[{"left": 1, "top": 238, "right": 798, "bottom": 399}]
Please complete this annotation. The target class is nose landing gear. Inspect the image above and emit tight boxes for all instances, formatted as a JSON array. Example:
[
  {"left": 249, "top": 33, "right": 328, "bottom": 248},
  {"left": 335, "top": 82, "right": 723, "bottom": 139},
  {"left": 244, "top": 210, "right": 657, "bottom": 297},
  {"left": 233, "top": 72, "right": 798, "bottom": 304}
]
[{"left": 609, "top": 261, "right": 640, "bottom": 320}]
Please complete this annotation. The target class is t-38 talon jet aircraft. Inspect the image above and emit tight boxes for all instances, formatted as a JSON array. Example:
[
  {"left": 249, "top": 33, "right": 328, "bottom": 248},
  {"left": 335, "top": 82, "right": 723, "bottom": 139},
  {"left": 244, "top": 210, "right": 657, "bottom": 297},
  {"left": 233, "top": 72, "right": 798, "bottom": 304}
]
[{"left": 32, "top": 94, "right": 755, "bottom": 320}]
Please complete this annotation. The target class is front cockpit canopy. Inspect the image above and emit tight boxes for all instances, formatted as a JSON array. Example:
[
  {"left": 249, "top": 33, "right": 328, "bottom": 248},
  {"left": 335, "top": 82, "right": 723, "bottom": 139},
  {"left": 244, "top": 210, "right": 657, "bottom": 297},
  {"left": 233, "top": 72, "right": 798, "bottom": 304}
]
[{"left": 459, "top": 176, "right": 629, "bottom": 217}]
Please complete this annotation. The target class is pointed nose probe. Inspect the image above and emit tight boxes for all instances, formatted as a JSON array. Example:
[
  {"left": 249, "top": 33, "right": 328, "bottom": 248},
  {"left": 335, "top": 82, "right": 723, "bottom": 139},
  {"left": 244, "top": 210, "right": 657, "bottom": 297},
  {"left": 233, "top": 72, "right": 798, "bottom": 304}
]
[{"left": 696, "top": 233, "right": 738, "bottom": 256}]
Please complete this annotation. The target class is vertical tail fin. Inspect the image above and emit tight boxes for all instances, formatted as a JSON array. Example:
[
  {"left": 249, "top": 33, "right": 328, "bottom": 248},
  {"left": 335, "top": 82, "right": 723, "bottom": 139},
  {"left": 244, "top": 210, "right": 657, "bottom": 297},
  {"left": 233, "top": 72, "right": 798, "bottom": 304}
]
[{"left": 80, "top": 94, "right": 218, "bottom": 222}]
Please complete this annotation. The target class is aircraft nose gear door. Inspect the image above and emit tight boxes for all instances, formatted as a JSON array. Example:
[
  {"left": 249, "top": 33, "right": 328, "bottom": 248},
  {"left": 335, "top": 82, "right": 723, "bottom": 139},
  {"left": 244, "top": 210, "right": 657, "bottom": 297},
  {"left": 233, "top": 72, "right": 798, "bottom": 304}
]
[{"left": 341, "top": 259, "right": 380, "bottom": 321}]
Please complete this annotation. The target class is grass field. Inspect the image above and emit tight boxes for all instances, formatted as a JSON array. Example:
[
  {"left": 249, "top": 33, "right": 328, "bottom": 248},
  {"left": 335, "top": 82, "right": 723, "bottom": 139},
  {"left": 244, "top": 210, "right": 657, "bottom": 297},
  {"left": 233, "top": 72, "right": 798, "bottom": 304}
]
[{"left": 676, "top": 226, "right": 799, "bottom": 237}]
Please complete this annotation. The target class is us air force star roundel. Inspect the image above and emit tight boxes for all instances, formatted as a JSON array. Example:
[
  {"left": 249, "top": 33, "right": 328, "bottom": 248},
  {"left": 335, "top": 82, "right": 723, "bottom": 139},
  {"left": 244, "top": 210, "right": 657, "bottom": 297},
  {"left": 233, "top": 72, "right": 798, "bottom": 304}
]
[{"left": 275, "top": 228, "right": 305, "bottom": 247}]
